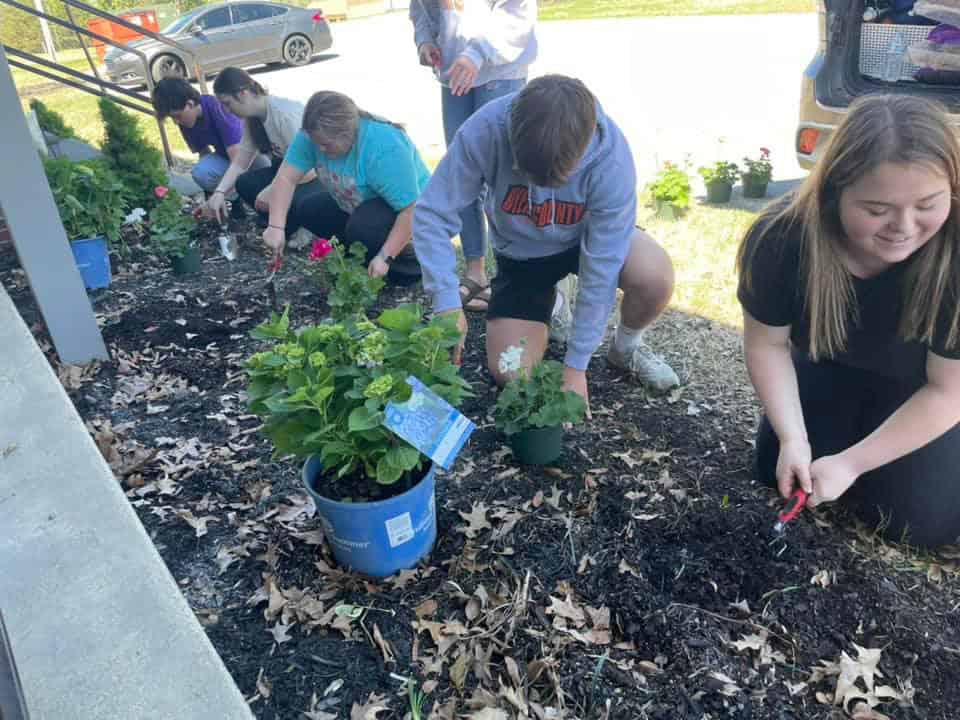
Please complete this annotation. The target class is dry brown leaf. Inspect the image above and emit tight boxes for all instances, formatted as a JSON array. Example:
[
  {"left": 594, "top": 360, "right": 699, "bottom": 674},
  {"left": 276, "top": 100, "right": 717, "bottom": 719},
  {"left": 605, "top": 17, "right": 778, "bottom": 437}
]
[
  {"left": 303, "top": 691, "right": 339, "bottom": 720},
  {"left": 545, "top": 485, "right": 563, "bottom": 510},
  {"left": 350, "top": 692, "right": 390, "bottom": 720},
  {"left": 545, "top": 593, "right": 585, "bottom": 626},
  {"left": 415, "top": 599, "right": 438, "bottom": 618},
  {"left": 387, "top": 568, "right": 419, "bottom": 590},
  {"left": 468, "top": 709, "right": 508, "bottom": 720},
  {"left": 851, "top": 702, "right": 891, "bottom": 720},
  {"left": 372, "top": 623, "right": 396, "bottom": 665},
  {"left": 618, "top": 559, "right": 642, "bottom": 578},
  {"left": 267, "top": 621, "right": 293, "bottom": 645},
  {"left": 810, "top": 569, "right": 833, "bottom": 588},
  {"left": 458, "top": 502, "right": 492, "bottom": 538},
  {"left": 450, "top": 651, "right": 470, "bottom": 692},
  {"left": 174, "top": 509, "right": 219, "bottom": 538},
  {"left": 256, "top": 668, "right": 272, "bottom": 698},
  {"left": 708, "top": 671, "right": 740, "bottom": 697},
  {"left": 427, "top": 699, "right": 457, "bottom": 720}
]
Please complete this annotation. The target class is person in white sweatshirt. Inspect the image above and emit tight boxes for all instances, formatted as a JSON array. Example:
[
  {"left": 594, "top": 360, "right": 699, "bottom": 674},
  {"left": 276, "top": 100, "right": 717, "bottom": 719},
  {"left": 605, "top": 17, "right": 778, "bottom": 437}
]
[{"left": 410, "top": 0, "right": 537, "bottom": 314}]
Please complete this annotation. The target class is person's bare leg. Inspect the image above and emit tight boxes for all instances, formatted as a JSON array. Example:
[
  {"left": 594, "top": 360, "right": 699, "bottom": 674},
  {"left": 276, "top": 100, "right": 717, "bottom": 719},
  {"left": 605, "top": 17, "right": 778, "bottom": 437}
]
[
  {"left": 486, "top": 317, "right": 548, "bottom": 385},
  {"left": 607, "top": 229, "right": 679, "bottom": 391}
]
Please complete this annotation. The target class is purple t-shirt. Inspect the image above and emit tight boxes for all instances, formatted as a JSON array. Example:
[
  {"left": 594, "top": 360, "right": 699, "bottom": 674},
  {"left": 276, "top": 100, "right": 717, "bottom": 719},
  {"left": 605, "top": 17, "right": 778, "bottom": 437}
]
[{"left": 179, "top": 95, "right": 243, "bottom": 159}]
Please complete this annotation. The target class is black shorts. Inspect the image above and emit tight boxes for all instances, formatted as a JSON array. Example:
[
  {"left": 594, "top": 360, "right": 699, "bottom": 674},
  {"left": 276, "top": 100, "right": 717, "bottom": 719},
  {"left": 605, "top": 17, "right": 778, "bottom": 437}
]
[{"left": 487, "top": 245, "right": 581, "bottom": 325}]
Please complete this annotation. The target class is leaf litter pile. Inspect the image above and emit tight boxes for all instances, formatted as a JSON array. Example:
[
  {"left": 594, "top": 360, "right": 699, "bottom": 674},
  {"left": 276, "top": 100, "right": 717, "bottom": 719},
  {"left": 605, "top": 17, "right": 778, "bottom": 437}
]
[{"left": 3, "top": 226, "right": 960, "bottom": 720}]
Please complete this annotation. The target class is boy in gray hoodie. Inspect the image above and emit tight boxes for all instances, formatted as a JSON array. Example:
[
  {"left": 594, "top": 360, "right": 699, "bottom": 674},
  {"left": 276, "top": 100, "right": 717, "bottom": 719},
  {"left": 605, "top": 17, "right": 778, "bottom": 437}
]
[
  {"left": 410, "top": 0, "right": 537, "bottom": 313},
  {"left": 413, "top": 75, "right": 680, "bottom": 404}
]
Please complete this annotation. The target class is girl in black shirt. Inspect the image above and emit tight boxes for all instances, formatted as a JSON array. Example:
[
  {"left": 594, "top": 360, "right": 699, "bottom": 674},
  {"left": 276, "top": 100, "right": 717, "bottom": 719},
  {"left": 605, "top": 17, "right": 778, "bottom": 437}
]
[{"left": 737, "top": 95, "right": 960, "bottom": 547}]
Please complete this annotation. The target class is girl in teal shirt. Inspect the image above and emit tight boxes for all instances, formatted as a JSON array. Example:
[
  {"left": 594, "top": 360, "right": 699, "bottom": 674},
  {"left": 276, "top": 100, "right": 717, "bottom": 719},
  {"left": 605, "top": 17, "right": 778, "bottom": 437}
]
[{"left": 264, "top": 91, "right": 428, "bottom": 285}]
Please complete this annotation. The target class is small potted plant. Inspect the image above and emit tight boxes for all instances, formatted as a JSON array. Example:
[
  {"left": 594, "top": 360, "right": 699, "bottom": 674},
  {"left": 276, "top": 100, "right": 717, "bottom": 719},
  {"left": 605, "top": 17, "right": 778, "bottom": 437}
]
[
  {"left": 646, "top": 162, "right": 692, "bottom": 221},
  {"left": 302, "top": 237, "right": 385, "bottom": 321},
  {"left": 741, "top": 147, "right": 773, "bottom": 199},
  {"left": 245, "top": 304, "right": 470, "bottom": 577},
  {"left": 148, "top": 186, "right": 201, "bottom": 275},
  {"left": 698, "top": 160, "right": 740, "bottom": 204},
  {"left": 43, "top": 157, "right": 125, "bottom": 289},
  {"left": 493, "top": 344, "right": 588, "bottom": 465}
]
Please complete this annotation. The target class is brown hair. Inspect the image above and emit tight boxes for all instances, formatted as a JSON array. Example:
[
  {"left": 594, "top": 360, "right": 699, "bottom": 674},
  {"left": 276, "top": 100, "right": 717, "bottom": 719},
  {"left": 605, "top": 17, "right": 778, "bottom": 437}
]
[
  {"left": 301, "top": 91, "right": 403, "bottom": 150},
  {"left": 213, "top": 67, "right": 271, "bottom": 155},
  {"left": 737, "top": 94, "right": 960, "bottom": 359},
  {"left": 509, "top": 74, "right": 597, "bottom": 187}
]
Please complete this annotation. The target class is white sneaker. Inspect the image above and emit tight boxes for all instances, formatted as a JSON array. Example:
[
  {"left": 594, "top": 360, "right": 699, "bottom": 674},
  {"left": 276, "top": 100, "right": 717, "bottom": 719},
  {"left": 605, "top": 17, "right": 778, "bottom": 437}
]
[
  {"left": 607, "top": 341, "right": 680, "bottom": 392},
  {"left": 549, "top": 288, "right": 573, "bottom": 343},
  {"left": 287, "top": 227, "right": 314, "bottom": 250}
]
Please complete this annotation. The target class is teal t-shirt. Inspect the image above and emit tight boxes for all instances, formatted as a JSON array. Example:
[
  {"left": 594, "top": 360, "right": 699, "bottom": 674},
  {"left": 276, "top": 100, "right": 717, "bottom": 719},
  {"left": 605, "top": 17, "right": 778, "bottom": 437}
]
[{"left": 284, "top": 118, "right": 431, "bottom": 213}]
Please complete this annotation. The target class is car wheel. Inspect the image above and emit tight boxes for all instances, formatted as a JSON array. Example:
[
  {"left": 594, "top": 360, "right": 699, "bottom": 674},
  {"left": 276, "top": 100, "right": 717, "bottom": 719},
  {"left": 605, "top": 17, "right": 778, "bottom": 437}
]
[
  {"left": 151, "top": 54, "right": 187, "bottom": 83},
  {"left": 282, "top": 34, "right": 313, "bottom": 67}
]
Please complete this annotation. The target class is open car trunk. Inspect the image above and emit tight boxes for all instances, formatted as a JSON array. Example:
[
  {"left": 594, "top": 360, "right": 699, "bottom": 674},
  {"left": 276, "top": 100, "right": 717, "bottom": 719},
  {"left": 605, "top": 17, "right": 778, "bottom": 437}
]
[{"left": 817, "top": 0, "right": 960, "bottom": 110}]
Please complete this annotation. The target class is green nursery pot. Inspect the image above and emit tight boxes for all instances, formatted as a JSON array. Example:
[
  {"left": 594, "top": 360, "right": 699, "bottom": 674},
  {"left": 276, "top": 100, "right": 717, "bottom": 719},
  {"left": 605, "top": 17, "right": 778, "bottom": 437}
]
[
  {"left": 171, "top": 245, "right": 202, "bottom": 276},
  {"left": 706, "top": 181, "right": 733, "bottom": 204},
  {"left": 654, "top": 199, "right": 683, "bottom": 221},
  {"left": 741, "top": 177, "right": 768, "bottom": 199},
  {"left": 509, "top": 425, "right": 564, "bottom": 465}
]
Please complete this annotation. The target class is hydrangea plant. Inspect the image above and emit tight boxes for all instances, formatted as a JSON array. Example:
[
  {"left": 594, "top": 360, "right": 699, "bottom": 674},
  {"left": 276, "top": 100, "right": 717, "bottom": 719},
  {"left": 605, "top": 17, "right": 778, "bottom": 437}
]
[{"left": 245, "top": 304, "right": 470, "bottom": 489}]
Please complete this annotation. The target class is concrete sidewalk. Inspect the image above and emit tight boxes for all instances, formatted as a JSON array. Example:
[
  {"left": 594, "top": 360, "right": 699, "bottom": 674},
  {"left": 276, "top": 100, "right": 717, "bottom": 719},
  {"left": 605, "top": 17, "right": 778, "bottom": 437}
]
[{"left": 0, "top": 287, "right": 253, "bottom": 720}]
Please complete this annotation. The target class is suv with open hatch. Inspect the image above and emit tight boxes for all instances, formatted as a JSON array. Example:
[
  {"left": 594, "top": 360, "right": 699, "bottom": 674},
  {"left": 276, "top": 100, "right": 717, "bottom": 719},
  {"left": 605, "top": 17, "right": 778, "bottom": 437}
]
[{"left": 797, "top": 0, "right": 960, "bottom": 168}]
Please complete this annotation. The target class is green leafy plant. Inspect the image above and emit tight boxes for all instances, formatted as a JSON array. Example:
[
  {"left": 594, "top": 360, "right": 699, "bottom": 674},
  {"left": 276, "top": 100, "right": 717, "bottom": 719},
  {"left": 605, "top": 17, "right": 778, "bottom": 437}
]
[
  {"left": 493, "top": 345, "right": 587, "bottom": 436},
  {"left": 698, "top": 160, "right": 740, "bottom": 186},
  {"left": 742, "top": 147, "right": 773, "bottom": 183},
  {"left": 304, "top": 238, "right": 385, "bottom": 321},
  {"left": 29, "top": 98, "right": 76, "bottom": 139},
  {"left": 43, "top": 157, "right": 125, "bottom": 246},
  {"left": 647, "top": 161, "right": 692, "bottom": 209},
  {"left": 245, "top": 304, "right": 471, "bottom": 491},
  {"left": 148, "top": 187, "right": 197, "bottom": 259},
  {"left": 99, "top": 97, "right": 167, "bottom": 209}
]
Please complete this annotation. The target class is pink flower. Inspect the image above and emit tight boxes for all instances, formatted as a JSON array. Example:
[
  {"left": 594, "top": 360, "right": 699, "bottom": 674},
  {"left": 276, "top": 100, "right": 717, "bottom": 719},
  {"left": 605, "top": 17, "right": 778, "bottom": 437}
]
[
  {"left": 309, "top": 237, "right": 333, "bottom": 261},
  {"left": 760, "top": 147, "right": 771, "bottom": 158},
  {"left": 154, "top": 186, "right": 169, "bottom": 199}
]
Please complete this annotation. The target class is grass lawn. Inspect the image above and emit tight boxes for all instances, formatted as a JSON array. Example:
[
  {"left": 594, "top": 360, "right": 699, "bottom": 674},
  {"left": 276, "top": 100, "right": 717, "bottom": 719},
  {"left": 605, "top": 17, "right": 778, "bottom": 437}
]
[
  {"left": 20, "top": 86, "right": 193, "bottom": 160},
  {"left": 10, "top": 47, "right": 97, "bottom": 91},
  {"left": 540, "top": 0, "right": 815, "bottom": 20}
]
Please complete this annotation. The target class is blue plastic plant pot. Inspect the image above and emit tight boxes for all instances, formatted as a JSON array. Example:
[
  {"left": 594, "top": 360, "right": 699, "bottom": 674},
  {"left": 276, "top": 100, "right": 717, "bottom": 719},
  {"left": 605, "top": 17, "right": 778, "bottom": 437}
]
[
  {"left": 70, "top": 236, "right": 111, "bottom": 289},
  {"left": 301, "top": 455, "right": 437, "bottom": 578}
]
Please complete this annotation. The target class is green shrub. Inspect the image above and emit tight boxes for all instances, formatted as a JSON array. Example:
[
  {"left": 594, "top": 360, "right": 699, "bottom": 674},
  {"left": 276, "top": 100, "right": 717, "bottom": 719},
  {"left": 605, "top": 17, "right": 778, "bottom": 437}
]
[
  {"left": 647, "top": 162, "right": 692, "bottom": 209},
  {"left": 43, "top": 157, "right": 125, "bottom": 247},
  {"left": 29, "top": 99, "right": 77, "bottom": 139},
  {"left": 98, "top": 97, "right": 167, "bottom": 209}
]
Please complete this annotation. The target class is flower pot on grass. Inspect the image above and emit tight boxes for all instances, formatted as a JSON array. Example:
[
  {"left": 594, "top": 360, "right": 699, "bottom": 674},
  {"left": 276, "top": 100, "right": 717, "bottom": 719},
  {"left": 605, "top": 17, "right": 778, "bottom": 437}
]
[
  {"left": 654, "top": 199, "right": 684, "bottom": 221},
  {"left": 170, "top": 245, "right": 202, "bottom": 275},
  {"left": 508, "top": 425, "right": 564, "bottom": 465},
  {"left": 302, "top": 455, "right": 437, "bottom": 577},
  {"left": 70, "top": 235, "right": 112, "bottom": 289},
  {"left": 706, "top": 180, "right": 733, "bottom": 204},
  {"left": 741, "top": 177, "right": 769, "bottom": 199}
]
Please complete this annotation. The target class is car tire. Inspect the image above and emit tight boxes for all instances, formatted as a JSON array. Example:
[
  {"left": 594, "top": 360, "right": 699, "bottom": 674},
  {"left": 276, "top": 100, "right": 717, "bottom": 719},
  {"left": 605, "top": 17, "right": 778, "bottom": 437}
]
[
  {"left": 151, "top": 54, "right": 187, "bottom": 83},
  {"left": 282, "top": 34, "right": 313, "bottom": 67}
]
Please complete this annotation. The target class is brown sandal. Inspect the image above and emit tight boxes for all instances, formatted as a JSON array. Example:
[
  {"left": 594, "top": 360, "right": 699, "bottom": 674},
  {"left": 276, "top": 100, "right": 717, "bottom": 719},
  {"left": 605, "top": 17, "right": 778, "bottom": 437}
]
[{"left": 459, "top": 277, "right": 491, "bottom": 313}]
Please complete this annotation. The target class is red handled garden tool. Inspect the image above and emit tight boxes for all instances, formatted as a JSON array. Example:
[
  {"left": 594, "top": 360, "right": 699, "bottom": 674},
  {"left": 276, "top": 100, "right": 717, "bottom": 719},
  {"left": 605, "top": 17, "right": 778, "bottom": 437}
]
[
  {"left": 265, "top": 254, "right": 282, "bottom": 309},
  {"left": 769, "top": 488, "right": 808, "bottom": 557}
]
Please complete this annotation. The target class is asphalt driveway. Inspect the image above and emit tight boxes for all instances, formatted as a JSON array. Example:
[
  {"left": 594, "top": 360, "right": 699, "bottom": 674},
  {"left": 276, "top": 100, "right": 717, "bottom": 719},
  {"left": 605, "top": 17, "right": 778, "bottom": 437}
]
[{"left": 255, "top": 11, "right": 818, "bottom": 182}]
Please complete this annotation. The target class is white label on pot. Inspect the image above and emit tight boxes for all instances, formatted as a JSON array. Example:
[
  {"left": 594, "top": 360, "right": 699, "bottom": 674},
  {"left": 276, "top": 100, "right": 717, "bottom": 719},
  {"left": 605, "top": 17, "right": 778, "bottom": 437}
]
[{"left": 385, "top": 512, "right": 414, "bottom": 548}]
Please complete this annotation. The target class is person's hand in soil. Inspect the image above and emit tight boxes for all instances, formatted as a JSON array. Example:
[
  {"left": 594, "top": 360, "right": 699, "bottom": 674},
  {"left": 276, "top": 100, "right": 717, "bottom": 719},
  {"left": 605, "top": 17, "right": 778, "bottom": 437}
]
[
  {"left": 448, "top": 54, "right": 478, "bottom": 96},
  {"left": 807, "top": 453, "right": 858, "bottom": 507},
  {"left": 562, "top": 366, "right": 592, "bottom": 419},
  {"left": 419, "top": 41, "right": 441, "bottom": 67},
  {"left": 775, "top": 437, "right": 813, "bottom": 498},
  {"left": 440, "top": 308, "right": 467, "bottom": 365},
  {"left": 207, "top": 191, "right": 228, "bottom": 224},
  {"left": 263, "top": 226, "right": 286, "bottom": 260},
  {"left": 368, "top": 253, "right": 390, "bottom": 279},
  {"left": 255, "top": 185, "right": 273, "bottom": 213}
]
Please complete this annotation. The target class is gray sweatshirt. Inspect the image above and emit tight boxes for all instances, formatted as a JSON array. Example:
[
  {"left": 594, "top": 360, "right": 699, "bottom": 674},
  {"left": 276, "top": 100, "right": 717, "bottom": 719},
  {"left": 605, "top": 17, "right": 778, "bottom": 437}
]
[
  {"left": 409, "top": 0, "right": 537, "bottom": 88},
  {"left": 412, "top": 94, "right": 638, "bottom": 371}
]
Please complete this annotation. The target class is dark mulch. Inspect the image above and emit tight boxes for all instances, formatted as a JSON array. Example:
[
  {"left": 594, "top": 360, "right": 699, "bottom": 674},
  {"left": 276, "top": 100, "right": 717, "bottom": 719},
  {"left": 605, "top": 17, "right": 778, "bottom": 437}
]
[{"left": 2, "top": 221, "right": 959, "bottom": 720}]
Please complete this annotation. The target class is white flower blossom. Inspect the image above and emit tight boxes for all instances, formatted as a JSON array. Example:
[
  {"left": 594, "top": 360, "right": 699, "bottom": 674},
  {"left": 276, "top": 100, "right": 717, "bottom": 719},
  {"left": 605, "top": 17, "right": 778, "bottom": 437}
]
[
  {"left": 497, "top": 344, "right": 525, "bottom": 375},
  {"left": 123, "top": 207, "right": 146, "bottom": 226}
]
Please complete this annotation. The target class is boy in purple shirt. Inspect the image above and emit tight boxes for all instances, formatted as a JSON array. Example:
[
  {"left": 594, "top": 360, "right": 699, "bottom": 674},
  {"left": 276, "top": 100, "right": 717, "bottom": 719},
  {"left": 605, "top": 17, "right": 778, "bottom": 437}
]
[{"left": 152, "top": 78, "right": 265, "bottom": 195}]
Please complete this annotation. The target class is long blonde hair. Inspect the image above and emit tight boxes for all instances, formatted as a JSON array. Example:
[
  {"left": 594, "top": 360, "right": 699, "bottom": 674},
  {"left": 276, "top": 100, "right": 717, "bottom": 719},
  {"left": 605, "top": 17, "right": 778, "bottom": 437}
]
[
  {"left": 301, "top": 91, "right": 404, "bottom": 149},
  {"left": 737, "top": 94, "right": 960, "bottom": 359}
]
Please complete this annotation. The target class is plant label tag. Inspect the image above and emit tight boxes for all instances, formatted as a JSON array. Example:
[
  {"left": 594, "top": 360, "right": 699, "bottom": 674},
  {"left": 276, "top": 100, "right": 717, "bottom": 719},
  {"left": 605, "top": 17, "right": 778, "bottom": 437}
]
[{"left": 383, "top": 376, "right": 475, "bottom": 470}]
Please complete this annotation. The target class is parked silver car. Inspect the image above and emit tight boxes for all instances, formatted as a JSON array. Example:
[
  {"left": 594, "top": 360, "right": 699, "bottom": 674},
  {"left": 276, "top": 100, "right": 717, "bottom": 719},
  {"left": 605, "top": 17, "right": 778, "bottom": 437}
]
[{"left": 104, "top": 1, "right": 333, "bottom": 85}]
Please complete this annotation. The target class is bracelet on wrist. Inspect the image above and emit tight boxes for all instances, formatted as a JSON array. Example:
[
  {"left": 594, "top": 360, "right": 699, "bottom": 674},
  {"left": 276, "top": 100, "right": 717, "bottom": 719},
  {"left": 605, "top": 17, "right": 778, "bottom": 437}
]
[
  {"left": 212, "top": 189, "right": 225, "bottom": 195},
  {"left": 268, "top": 224, "right": 285, "bottom": 230}
]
